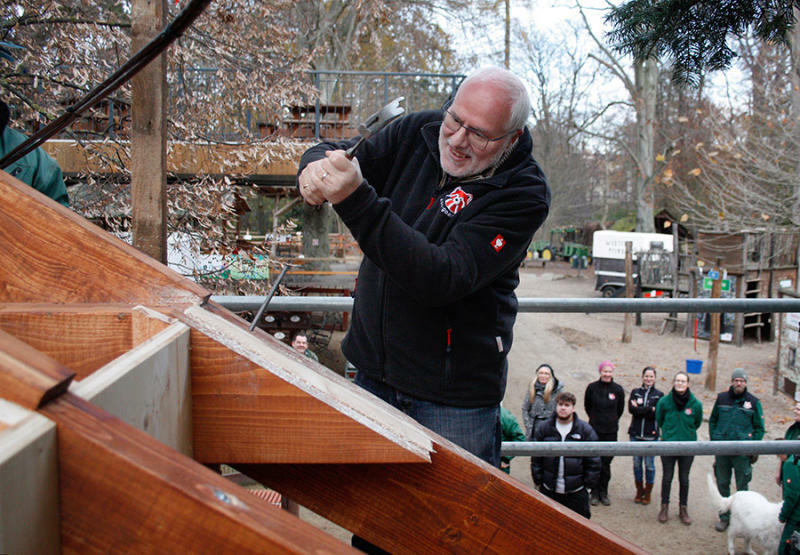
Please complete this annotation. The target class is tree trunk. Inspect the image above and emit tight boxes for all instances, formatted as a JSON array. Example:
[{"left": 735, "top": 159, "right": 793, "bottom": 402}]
[
  {"left": 504, "top": 0, "right": 510, "bottom": 69},
  {"left": 791, "top": 7, "right": 800, "bottom": 221},
  {"left": 633, "top": 57, "right": 657, "bottom": 233},
  {"left": 302, "top": 204, "right": 332, "bottom": 271}
]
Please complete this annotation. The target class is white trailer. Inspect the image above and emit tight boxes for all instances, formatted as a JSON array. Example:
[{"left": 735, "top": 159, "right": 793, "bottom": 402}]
[{"left": 592, "top": 230, "right": 674, "bottom": 297}]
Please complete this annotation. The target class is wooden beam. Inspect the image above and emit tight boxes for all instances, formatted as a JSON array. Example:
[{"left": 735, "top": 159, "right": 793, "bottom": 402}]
[
  {"left": 0, "top": 304, "right": 134, "bottom": 379},
  {"left": 41, "top": 392, "right": 356, "bottom": 553},
  {"left": 0, "top": 400, "right": 60, "bottom": 554},
  {"left": 43, "top": 140, "right": 304, "bottom": 177},
  {"left": 131, "top": 0, "right": 168, "bottom": 263},
  {"left": 0, "top": 329, "right": 74, "bottom": 410},
  {"left": 182, "top": 303, "right": 432, "bottom": 464},
  {"left": 70, "top": 321, "right": 193, "bottom": 456},
  {"left": 0, "top": 170, "right": 207, "bottom": 306},
  {"left": 239, "top": 441, "right": 644, "bottom": 555},
  {"left": 131, "top": 305, "right": 175, "bottom": 346}
]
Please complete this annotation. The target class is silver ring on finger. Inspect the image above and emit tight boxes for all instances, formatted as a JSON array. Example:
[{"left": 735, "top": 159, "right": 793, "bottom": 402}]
[{"left": 321, "top": 171, "right": 328, "bottom": 180}]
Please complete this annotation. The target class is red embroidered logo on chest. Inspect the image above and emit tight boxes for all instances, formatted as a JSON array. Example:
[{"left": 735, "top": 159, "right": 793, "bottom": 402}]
[
  {"left": 491, "top": 234, "right": 506, "bottom": 252},
  {"left": 443, "top": 187, "right": 473, "bottom": 215}
]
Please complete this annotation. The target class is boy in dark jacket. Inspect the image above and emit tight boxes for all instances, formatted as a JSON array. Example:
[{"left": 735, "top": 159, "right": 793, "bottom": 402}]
[
  {"left": 533, "top": 391, "right": 600, "bottom": 519},
  {"left": 584, "top": 360, "right": 625, "bottom": 506}
]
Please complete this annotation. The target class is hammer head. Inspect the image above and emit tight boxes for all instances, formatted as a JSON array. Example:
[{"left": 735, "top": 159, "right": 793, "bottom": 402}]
[{"left": 357, "top": 96, "right": 405, "bottom": 139}]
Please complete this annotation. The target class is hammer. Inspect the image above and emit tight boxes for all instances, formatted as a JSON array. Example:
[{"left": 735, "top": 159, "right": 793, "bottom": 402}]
[{"left": 345, "top": 96, "right": 405, "bottom": 159}]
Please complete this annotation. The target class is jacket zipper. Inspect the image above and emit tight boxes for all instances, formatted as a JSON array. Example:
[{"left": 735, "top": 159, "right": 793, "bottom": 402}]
[
  {"left": 443, "top": 327, "right": 453, "bottom": 384},
  {"left": 639, "top": 387, "right": 650, "bottom": 437}
]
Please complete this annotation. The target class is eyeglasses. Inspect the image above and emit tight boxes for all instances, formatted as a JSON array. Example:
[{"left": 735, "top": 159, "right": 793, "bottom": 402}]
[{"left": 442, "top": 109, "right": 516, "bottom": 151}]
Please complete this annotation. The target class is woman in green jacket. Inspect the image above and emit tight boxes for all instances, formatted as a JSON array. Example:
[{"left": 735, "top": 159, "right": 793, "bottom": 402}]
[{"left": 655, "top": 371, "right": 703, "bottom": 525}]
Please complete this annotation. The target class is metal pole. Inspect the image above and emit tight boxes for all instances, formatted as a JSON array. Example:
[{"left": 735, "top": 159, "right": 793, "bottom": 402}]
[
  {"left": 248, "top": 265, "right": 290, "bottom": 332},
  {"left": 212, "top": 296, "right": 800, "bottom": 314},
  {"left": 501, "top": 440, "right": 800, "bottom": 457}
]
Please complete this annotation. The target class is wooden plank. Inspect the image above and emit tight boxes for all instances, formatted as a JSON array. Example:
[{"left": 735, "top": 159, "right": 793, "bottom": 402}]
[
  {"left": 41, "top": 393, "right": 355, "bottom": 554},
  {"left": 238, "top": 439, "right": 644, "bottom": 555},
  {"left": 0, "top": 304, "right": 134, "bottom": 379},
  {"left": 0, "top": 329, "right": 74, "bottom": 410},
  {"left": 182, "top": 304, "right": 432, "bottom": 464},
  {"left": 0, "top": 400, "right": 60, "bottom": 554},
  {"left": 0, "top": 170, "right": 207, "bottom": 306},
  {"left": 70, "top": 321, "right": 193, "bottom": 456}
]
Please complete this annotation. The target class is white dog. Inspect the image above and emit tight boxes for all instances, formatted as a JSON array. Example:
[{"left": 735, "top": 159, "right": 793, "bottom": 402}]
[{"left": 707, "top": 473, "right": 782, "bottom": 554}]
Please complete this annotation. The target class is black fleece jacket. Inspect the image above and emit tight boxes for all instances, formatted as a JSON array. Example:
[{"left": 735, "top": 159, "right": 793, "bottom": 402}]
[
  {"left": 584, "top": 379, "right": 626, "bottom": 434},
  {"left": 298, "top": 110, "right": 550, "bottom": 406}
]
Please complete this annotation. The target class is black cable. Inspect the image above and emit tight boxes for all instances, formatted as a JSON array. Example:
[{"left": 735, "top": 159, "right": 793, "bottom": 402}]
[{"left": 0, "top": 0, "right": 212, "bottom": 170}]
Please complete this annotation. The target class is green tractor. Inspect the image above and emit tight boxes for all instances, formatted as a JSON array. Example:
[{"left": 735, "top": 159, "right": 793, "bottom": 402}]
[{"left": 529, "top": 227, "right": 592, "bottom": 263}]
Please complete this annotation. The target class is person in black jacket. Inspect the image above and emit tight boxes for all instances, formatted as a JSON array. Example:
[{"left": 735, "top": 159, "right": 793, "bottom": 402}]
[
  {"left": 628, "top": 366, "right": 664, "bottom": 505},
  {"left": 532, "top": 391, "right": 600, "bottom": 519},
  {"left": 584, "top": 360, "right": 625, "bottom": 506},
  {"left": 297, "top": 66, "right": 550, "bottom": 469}
]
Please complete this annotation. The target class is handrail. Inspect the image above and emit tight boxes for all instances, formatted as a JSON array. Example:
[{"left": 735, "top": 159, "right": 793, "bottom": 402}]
[
  {"left": 211, "top": 296, "right": 800, "bottom": 313},
  {"left": 501, "top": 440, "right": 800, "bottom": 457}
]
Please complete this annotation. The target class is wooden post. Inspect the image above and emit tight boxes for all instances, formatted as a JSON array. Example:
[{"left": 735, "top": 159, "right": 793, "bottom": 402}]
[
  {"left": 705, "top": 258, "right": 722, "bottom": 390},
  {"left": 131, "top": 0, "right": 168, "bottom": 263},
  {"left": 622, "top": 241, "right": 633, "bottom": 343}
]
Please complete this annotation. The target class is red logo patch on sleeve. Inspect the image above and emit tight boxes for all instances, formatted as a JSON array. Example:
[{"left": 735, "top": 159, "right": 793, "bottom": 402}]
[{"left": 491, "top": 234, "right": 506, "bottom": 252}]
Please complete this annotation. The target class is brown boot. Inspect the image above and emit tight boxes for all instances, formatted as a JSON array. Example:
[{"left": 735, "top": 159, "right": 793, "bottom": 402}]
[
  {"left": 657, "top": 503, "right": 668, "bottom": 523},
  {"left": 634, "top": 480, "right": 644, "bottom": 503},
  {"left": 679, "top": 505, "right": 692, "bottom": 525},
  {"left": 641, "top": 483, "right": 653, "bottom": 505}
]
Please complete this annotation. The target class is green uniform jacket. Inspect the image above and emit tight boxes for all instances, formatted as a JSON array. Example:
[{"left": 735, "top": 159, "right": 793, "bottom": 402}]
[
  {"left": 709, "top": 387, "right": 765, "bottom": 441},
  {"left": 1, "top": 127, "right": 69, "bottom": 207},
  {"left": 655, "top": 391, "right": 703, "bottom": 441},
  {"left": 500, "top": 407, "right": 526, "bottom": 470},
  {"left": 781, "top": 456, "right": 800, "bottom": 524}
]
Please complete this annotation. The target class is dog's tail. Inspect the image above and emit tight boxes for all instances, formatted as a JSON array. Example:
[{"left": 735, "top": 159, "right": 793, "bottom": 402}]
[{"left": 706, "top": 473, "right": 734, "bottom": 515}]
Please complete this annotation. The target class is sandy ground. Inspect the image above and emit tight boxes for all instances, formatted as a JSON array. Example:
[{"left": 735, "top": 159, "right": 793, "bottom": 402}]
[{"left": 302, "top": 261, "right": 794, "bottom": 554}]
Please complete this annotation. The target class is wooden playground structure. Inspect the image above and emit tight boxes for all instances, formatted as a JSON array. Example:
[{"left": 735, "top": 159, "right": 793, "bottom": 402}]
[{"left": 0, "top": 170, "right": 642, "bottom": 553}]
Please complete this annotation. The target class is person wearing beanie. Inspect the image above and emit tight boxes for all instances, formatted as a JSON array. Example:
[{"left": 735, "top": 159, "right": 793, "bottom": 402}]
[
  {"left": 584, "top": 360, "right": 625, "bottom": 506},
  {"left": 522, "top": 363, "right": 564, "bottom": 482},
  {"left": 709, "top": 367, "right": 765, "bottom": 532},
  {"left": 0, "top": 100, "right": 69, "bottom": 206}
]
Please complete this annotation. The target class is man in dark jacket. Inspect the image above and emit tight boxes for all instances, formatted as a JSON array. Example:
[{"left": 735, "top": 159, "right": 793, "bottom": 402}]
[
  {"left": 297, "top": 66, "right": 550, "bottom": 468},
  {"left": 584, "top": 360, "right": 625, "bottom": 506},
  {"left": 709, "top": 368, "right": 765, "bottom": 531},
  {"left": 532, "top": 391, "right": 600, "bottom": 519}
]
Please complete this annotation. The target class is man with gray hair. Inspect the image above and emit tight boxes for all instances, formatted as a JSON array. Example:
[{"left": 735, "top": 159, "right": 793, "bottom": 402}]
[
  {"left": 709, "top": 367, "right": 765, "bottom": 531},
  {"left": 297, "top": 66, "right": 550, "bottom": 471}
]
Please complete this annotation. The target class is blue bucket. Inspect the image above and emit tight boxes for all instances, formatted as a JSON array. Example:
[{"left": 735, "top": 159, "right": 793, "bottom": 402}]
[{"left": 686, "top": 359, "right": 703, "bottom": 374}]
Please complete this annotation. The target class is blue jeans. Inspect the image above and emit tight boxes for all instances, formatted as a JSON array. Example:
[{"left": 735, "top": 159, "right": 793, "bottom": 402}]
[
  {"left": 631, "top": 436, "right": 656, "bottom": 484},
  {"left": 355, "top": 371, "right": 501, "bottom": 466}
]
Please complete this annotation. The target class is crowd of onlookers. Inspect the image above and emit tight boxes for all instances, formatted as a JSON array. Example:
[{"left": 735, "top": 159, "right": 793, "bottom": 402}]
[{"left": 505, "top": 361, "right": 800, "bottom": 554}]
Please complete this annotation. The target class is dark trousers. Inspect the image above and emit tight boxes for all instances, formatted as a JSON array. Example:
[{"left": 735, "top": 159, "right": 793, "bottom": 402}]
[
  {"left": 541, "top": 486, "right": 591, "bottom": 520},
  {"left": 714, "top": 455, "right": 752, "bottom": 521},
  {"left": 595, "top": 432, "right": 617, "bottom": 494},
  {"left": 660, "top": 455, "right": 694, "bottom": 505}
]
